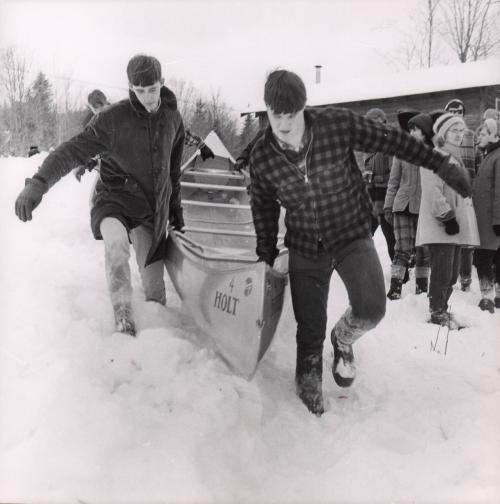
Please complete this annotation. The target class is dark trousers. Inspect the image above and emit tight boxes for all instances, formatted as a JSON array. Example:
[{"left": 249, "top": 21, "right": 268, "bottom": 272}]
[
  {"left": 459, "top": 247, "right": 474, "bottom": 287},
  {"left": 288, "top": 237, "right": 386, "bottom": 357},
  {"left": 473, "top": 248, "right": 500, "bottom": 295},
  {"left": 428, "top": 244, "right": 461, "bottom": 313},
  {"left": 372, "top": 214, "right": 395, "bottom": 261}
]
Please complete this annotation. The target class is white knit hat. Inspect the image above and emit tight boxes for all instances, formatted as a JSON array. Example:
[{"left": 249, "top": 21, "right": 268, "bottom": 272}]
[{"left": 433, "top": 112, "right": 465, "bottom": 140}]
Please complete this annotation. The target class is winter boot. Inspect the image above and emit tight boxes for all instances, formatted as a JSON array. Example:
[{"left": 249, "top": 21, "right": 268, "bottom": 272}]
[
  {"left": 478, "top": 278, "right": 495, "bottom": 313},
  {"left": 494, "top": 283, "right": 500, "bottom": 309},
  {"left": 295, "top": 351, "right": 324, "bottom": 416},
  {"left": 415, "top": 277, "right": 428, "bottom": 295},
  {"left": 114, "top": 304, "right": 136, "bottom": 336},
  {"left": 403, "top": 267, "right": 410, "bottom": 284},
  {"left": 429, "top": 310, "right": 465, "bottom": 330},
  {"left": 387, "top": 278, "right": 403, "bottom": 300},
  {"left": 461, "top": 276, "right": 472, "bottom": 292},
  {"left": 478, "top": 298, "right": 495, "bottom": 314},
  {"left": 429, "top": 310, "right": 450, "bottom": 327},
  {"left": 331, "top": 331, "right": 356, "bottom": 388}
]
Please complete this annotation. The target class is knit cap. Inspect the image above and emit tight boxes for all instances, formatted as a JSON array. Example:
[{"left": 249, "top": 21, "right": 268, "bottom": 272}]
[
  {"left": 445, "top": 99, "right": 465, "bottom": 114},
  {"left": 365, "top": 108, "right": 386, "bottom": 123},
  {"left": 433, "top": 112, "right": 465, "bottom": 140},
  {"left": 407, "top": 113, "right": 433, "bottom": 139},
  {"left": 88, "top": 89, "right": 109, "bottom": 109}
]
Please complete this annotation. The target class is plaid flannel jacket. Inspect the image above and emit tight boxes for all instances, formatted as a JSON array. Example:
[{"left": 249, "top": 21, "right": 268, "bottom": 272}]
[
  {"left": 460, "top": 128, "right": 479, "bottom": 178},
  {"left": 249, "top": 107, "right": 450, "bottom": 264}
]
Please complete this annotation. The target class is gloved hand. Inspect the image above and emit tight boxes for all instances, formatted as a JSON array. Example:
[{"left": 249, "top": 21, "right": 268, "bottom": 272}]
[
  {"left": 73, "top": 166, "right": 86, "bottom": 182},
  {"left": 384, "top": 208, "right": 393, "bottom": 225},
  {"left": 434, "top": 156, "right": 471, "bottom": 198},
  {"left": 493, "top": 224, "right": 500, "bottom": 236},
  {"left": 170, "top": 207, "right": 185, "bottom": 232},
  {"left": 362, "top": 170, "right": 373, "bottom": 184},
  {"left": 73, "top": 157, "right": 99, "bottom": 182},
  {"left": 15, "top": 177, "right": 48, "bottom": 222},
  {"left": 199, "top": 144, "right": 215, "bottom": 161},
  {"left": 257, "top": 255, "right": 275, "bottom": 268},
  {"left": 233, "top": 157, "right": 247, "bottom": 173},
  {"left": 444, "top": 217, "right": 460, "bottom": 235}
]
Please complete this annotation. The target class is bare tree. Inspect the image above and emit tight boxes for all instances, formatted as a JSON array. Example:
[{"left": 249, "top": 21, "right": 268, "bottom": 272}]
[
  {"left": 167, "top": 77, "right": 197, "bottom": 124},
  {"left": 424, "top": 0, "right": 442, "bottom": 67},
  {"left": 206, "top": 90, "right": 239, "bottom": 155},
  {"left": 383, "top": 0, "right": 445, "bottom": 70},
  {"left": 441, "top": 0, "right": 500, "bottom": 62},
  {"left": 0, "top": 47, "right": 31, "bottom": 154},
  {"left": 0, "top": 47, "right": 29, "bottom": 106}
]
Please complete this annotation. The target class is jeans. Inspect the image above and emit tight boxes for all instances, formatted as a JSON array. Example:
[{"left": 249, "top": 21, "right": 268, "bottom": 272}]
[
  {"left": 371, "top": 214, "right": 395, "bottom": 261},
  {"left": 100, "top": 217, "right": 166, "bottom": 309},
  {"left": 428, "top": 244, "right": 461, "bottom": 314},
  {"left": 288, "top": 237, "right": 386, "bottom": 357}
]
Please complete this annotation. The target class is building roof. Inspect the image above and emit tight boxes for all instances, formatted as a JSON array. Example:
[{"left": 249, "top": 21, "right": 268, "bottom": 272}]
[{"left": 242, "top": 58, "right": 500, "bottom": 115}]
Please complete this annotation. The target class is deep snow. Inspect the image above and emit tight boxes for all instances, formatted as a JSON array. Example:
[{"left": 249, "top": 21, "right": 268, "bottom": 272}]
[{"left": 1, "top": 154, "right": 499, "bottom": 504}]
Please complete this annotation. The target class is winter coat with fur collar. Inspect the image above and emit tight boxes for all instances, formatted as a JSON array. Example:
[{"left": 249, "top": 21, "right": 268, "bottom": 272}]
[{"left": 35, "top": 86, "right": 185, "bottom": 266}]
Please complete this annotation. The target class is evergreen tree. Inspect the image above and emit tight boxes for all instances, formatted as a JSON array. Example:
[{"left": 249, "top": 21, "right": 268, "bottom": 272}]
[
  {"left": 238, "top": 114, "right": 259, "bottom": 152},
  {"left": 26, "top": 72, "right": 57, "bottom": 151},
  {"left": 189, "top": 98, "right": 211, "bottom": 138}
]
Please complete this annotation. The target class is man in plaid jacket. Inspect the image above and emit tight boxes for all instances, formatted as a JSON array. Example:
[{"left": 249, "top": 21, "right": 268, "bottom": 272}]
[{"left": 248, "top": 70, "right": 471, "bottom": 416}]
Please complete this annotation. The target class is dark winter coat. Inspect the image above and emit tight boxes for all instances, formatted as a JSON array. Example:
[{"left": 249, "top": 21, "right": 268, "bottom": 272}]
[
  {"left": 363, "top": 151, "right": 392, "bottom": 216},
  {"left": 249, "top": 107, "right": 456, "bottom": 264},
  {"left": 35, "top": 86, "right": 185, "bottom": 266},
  {"left": 472, "top": 141, "right": 500, "bottom": 250}
]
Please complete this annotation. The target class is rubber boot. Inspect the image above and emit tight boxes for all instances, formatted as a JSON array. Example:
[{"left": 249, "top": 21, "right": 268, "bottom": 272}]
[
  {"left": 387, "top": 278, "right": 403, "bottom": 300},
  {"left": 478, "top": 298, "right": 495, "bottom": 313},
  {"left": 331, "top": 334, "right": 356, "bottom": 388},
  {"left": 479, "top": 278, "right": 495, "bottom": 313},
  {"left": 415, "top": 277, "right": 428, "bottom": 295}
]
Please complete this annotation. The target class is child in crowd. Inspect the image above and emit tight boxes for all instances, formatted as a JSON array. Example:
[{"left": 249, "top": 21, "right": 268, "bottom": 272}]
[
  {"left": 444, "top": 99, "right": 478, "bottom": 291},
  {"left": 385, "top": 111, "right": 432, "bottom": 299},
  {"left": 472, "top": 118, "right": 500, "bottom": 312},
  {"left": 416, "top": 112, "right": 480, "bottom": 328}
]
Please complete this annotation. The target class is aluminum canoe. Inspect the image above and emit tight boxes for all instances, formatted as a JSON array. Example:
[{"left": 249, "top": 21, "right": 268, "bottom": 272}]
[{"left": 164, "top": 231, "right": 288, "bottom": 379}]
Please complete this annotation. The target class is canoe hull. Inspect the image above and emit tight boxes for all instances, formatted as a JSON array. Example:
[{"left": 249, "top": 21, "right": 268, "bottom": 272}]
[{"left": 164, "top": 232, "right": 288, "bottom": 378}]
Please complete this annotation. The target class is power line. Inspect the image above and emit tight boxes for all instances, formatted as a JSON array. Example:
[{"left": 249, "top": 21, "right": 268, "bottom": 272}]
[{"left": 23, "top": 68, "right": 245, "bottom": 113}]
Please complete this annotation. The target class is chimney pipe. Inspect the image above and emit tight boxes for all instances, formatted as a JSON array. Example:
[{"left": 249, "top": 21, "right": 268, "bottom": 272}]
[{"left": 314, "top": 65, "right": 322, "bottom": 84}]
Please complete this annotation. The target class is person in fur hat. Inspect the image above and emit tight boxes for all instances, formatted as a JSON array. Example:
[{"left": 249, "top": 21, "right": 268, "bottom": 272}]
[
  {"left": 472, "top": 118, "right": 500, "bottom": 312},
  {"left": 416, "top": 112, "right": 480, "bottom": 328},
  {"left": 384, "top": 112, "right": 432, "bottom": 300},
  {"left": 14, "top": 54, "right": 186, "bottom": 336}
]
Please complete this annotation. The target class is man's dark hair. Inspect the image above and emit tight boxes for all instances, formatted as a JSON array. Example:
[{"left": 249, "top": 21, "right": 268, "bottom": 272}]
[
  {"left": 264, "top": 70, "right": 307, "bottom": 114},
  {"left": 127, "top": 54, "right": 162, "bottom": 86}
]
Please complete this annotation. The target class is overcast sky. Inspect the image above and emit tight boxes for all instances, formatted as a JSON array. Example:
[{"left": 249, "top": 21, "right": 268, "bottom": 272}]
[{"left": 0, "top": 0, "right": 421, "bottom": 112}]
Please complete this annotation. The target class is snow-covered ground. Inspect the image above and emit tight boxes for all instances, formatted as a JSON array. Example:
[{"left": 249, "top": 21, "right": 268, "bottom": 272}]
[{"left": 1, "top": 153, "right": 499, "bottom": 504}]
